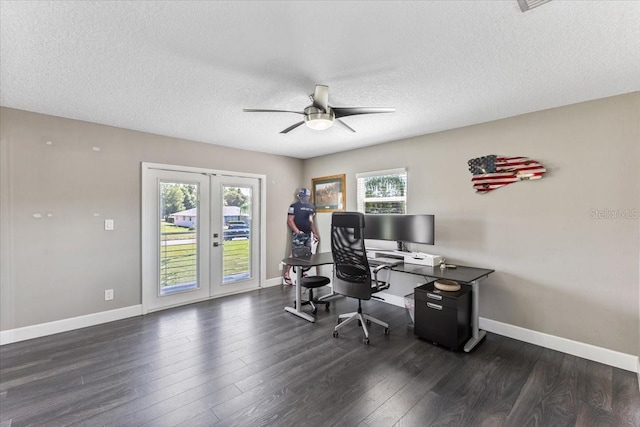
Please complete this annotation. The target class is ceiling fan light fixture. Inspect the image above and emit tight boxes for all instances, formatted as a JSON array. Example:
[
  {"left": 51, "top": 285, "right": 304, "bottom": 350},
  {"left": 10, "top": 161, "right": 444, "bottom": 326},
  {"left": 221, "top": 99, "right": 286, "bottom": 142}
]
[
  {"left": 304, "top": 113, "right": 334, "bottom": 130},
  {"left": 304, "top": 106, "right": 335, "bottom": 130}
]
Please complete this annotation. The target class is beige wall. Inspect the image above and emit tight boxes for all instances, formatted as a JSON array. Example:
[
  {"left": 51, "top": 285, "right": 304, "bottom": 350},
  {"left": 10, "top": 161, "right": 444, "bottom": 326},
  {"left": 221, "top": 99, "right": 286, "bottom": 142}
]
[
  {"left": 304, "top": 93, "right": 640, "bottom": 355},
  {"left": 0, "top": 107, "right": 303, "bottom": 330}
]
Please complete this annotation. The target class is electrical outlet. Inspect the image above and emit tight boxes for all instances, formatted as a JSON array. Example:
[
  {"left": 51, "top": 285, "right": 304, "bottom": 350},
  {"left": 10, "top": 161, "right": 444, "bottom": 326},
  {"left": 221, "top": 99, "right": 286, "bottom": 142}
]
[
  {"left": 278, "top": 262, "right": 283, "bottom": 271},
  {"left": 104, "top": 219, "right": 114, "bottom": 230},
  {"left": 104, "top": 289, "right": 114, "bottom": 301}
]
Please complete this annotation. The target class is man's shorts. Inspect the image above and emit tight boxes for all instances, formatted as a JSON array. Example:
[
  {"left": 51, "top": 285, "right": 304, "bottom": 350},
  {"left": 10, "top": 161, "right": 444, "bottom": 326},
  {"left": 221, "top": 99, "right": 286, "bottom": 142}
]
[{"left": 291, "top": 231, "right": 312, "bottom": 257}]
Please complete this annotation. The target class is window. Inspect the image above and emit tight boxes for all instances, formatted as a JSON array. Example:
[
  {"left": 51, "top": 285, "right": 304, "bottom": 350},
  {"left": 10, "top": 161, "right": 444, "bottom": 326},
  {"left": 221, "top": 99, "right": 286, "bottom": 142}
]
[{"left": 356, "top": 168, "right": 407, "bottom": 214}]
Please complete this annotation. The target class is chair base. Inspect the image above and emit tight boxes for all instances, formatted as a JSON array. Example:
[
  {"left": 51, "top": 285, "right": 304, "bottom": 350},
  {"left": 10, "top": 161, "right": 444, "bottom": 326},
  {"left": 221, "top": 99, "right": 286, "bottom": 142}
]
[
  {"left": 294, "top": 287, "right": 330, "bottom": 315},
  {"left": 299, "top": 297, "right": 330, "bottom": 314},
  {"left": 332, "top": 304, "right": 389, "bottom": 344}
]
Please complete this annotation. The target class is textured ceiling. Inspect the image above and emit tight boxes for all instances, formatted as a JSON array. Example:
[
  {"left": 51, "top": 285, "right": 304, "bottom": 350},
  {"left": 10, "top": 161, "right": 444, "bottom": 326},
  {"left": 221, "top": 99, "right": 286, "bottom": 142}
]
[{"left": 1, "top": 1, "right": 639, "bottom": 159}]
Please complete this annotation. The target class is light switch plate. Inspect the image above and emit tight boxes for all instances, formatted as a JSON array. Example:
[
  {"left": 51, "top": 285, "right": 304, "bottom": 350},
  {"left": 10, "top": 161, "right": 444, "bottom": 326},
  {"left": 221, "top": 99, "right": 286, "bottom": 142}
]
[{"left": 105, "top": 219, "right": 114, "bottom": 230}]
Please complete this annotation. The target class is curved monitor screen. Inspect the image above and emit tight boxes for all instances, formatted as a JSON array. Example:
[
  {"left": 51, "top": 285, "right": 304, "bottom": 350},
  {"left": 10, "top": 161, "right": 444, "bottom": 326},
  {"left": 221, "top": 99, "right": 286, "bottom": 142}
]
[{"left": 364, "top": 214, "right": 435, "bottom": 245}]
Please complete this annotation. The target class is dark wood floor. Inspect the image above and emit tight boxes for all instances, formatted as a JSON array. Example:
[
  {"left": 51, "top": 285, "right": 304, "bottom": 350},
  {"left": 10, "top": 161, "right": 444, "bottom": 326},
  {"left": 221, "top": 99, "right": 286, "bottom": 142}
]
[{"left": 1, "top": 285, "right": 639, "bottom": 427}]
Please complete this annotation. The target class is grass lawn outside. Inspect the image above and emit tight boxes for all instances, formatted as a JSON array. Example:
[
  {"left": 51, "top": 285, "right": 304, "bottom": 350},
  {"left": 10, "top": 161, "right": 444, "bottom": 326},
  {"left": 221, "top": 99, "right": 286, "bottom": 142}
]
[
  {"left": 161, "top": 221, "right": 195, "bottom": 241},
  {"left": 160, "top": 239, "right": 250, "bottom": 288}
]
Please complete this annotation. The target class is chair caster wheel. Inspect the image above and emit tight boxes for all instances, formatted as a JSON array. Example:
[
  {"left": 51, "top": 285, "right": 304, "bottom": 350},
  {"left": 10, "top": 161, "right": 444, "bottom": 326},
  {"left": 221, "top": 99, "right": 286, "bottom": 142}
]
[
  {"left": 384, "top": 328, "right": 390, "bottom": 335},
  {"left": 293, "top": 301, "right": 296, "bottom": 309},
  {"left": 337, "top": 318, "right": 343, "bottom": 325},
  {"left": 312, "top": 308, "right": 317, "bottom": 315},
  {"left": 366, "top": 319, "right": 371, "bottom": 325},
  {"left": 325, "top": 302, "right": 330, "bottom": 310},
  {"left": 333, "top": 331, "right": 338, "bottom": 338},
  {"left": 363, "top": 338, "right": 370, "bottom": 345}
]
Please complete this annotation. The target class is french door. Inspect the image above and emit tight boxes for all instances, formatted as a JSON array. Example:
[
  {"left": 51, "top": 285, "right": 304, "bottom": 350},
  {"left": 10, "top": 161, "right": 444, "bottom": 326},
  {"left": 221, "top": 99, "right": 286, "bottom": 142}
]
[{"left": 142, "top": 163, "right": 263, "bottom": 313}]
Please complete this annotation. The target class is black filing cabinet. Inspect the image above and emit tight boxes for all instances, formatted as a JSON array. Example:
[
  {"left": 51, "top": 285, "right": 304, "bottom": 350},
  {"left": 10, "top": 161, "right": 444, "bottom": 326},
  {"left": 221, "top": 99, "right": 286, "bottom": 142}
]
[{"left": 414, "top": 281, "right": 471, "bottom": 350}]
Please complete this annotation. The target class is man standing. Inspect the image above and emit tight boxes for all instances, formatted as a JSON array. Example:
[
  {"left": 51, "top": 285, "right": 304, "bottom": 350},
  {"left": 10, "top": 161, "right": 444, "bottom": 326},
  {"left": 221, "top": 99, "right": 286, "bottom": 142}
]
[{"left": 283, "top": 187, "right": 319, "bottom": 285}]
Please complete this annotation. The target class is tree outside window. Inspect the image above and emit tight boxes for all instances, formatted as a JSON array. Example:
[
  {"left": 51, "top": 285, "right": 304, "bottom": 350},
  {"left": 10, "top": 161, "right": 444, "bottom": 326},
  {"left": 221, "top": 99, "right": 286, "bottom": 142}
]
[
  {"left": 161, "top": 183, "right": 197, "bottom": 221},
  {"left": 357, "top": 169, "right": 407, "bottom": 214}
]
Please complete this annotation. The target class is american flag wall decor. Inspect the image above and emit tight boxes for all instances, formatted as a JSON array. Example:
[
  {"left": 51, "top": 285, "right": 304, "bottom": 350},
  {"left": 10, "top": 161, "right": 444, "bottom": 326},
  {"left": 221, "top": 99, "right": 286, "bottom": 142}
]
[{"left": 467, "top": 155, "right": 546, "bottom": 193}]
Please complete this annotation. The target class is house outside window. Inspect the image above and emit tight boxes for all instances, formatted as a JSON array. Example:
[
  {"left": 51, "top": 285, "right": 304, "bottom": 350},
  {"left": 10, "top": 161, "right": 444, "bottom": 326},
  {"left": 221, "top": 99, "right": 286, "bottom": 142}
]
[{"left": 356, "top": 168, "right": 407, "bottom": 214}]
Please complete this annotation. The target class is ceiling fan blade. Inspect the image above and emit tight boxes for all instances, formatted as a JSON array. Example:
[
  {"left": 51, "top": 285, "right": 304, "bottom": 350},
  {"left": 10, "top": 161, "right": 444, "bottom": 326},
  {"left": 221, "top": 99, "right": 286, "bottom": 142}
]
[
  {"left": 280, "top": 121, "right": 305, "bottom": 134},
  {"left": 312, "top": 85, "right": 330, "bottom": 112},
  {"left": 333, "top": 107, "right": 396, "bottom": 118},
  {"left": 335, "top": 119, "right": 356, "bottom": 133},
  {"left": 243, "top": 109, "right": 304, "bottom": 115}
]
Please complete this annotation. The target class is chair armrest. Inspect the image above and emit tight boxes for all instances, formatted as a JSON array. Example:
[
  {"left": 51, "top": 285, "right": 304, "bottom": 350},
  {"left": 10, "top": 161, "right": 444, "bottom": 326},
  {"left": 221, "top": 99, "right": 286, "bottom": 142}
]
[
  {"left": 372, "top": 265, "right": 392, "bottom": 292},
  {"left": 373, "top": 264, "right": 390, "bottom": 274}
]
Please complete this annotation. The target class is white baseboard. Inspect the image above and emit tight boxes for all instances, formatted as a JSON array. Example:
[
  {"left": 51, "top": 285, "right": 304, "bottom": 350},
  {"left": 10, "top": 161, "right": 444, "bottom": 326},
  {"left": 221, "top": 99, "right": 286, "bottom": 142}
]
[
  {"left": 2, "top": 280, "right": 283, "bottom": 345},
  {"left": 0, "top": 305, "right": 143, "bottom": 346},
  {"left": 263, "top": 277, "right": 285, "bottom": 288},
  {"left": 480, "top": 317, "right": 638, "bottom": 373}
]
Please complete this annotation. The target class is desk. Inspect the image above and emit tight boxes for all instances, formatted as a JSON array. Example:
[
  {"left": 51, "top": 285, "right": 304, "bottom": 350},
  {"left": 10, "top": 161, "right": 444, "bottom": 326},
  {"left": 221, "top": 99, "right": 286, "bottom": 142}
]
[
  {"left": 392, "top": 263, "right": 494, "bottom": 352},
  {"left": 282, "top": 252, "right": 334, "bottom": 322}
]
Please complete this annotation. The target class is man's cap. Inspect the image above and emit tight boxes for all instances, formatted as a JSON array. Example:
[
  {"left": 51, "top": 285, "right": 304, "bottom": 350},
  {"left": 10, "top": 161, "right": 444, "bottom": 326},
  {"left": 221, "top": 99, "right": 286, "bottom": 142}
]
[{"left": 297, "top": 187, "right": 311, "bottom": 198}]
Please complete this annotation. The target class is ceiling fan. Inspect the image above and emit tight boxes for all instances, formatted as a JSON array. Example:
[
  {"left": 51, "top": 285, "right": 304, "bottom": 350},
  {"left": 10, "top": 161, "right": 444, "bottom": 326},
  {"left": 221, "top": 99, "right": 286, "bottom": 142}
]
[{"left": 243, "top": 84, "right": 395, "bottom": 134}]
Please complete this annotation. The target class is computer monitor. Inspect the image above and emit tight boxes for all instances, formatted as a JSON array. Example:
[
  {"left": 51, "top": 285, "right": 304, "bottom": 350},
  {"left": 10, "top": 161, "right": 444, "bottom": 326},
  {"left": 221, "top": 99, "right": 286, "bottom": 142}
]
[{"left": 364, "top": 214, "right": 435, "bottom": 250}]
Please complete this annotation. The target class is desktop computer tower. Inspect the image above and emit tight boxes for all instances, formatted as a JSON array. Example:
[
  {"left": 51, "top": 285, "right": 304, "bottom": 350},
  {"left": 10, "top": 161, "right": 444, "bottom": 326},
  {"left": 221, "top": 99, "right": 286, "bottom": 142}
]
[{"left": 414, "top": 281, "right": 471, "bottom": 351}]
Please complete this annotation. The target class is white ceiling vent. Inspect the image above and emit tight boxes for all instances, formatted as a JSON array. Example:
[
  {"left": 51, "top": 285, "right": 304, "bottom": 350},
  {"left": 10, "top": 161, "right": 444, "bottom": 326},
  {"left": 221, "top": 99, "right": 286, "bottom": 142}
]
[{"left": 517, "top": 0, "right": 553, "bottom": 12}]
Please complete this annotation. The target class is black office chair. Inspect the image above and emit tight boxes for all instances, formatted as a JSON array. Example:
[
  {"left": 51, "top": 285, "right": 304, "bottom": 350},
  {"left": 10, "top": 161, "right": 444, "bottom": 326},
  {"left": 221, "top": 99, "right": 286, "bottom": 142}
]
[{"left": 330, "top": 211, "right": 390, "bottom": 344}]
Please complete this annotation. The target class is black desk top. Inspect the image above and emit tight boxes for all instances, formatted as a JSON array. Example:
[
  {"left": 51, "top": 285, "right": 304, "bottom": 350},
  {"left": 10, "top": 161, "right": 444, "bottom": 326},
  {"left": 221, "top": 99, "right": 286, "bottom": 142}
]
[
  {"left": 393, "top": 263, "right": 494, "bottom": 284},
  {"left": 282, "top": 252, "right": 334, "bottom": 267},
  {"left": 282, "top": 252, "right": 493, "bottom": 284}
]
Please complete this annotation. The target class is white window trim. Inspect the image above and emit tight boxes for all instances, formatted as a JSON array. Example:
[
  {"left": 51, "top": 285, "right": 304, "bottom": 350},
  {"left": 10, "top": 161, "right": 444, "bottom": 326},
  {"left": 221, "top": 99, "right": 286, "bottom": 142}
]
[
  {"left": 356, "top": 167, "right": 408, "bottom": 214},
  {"left": 355, "top": 168, "right": 407, "bottom": 179}
]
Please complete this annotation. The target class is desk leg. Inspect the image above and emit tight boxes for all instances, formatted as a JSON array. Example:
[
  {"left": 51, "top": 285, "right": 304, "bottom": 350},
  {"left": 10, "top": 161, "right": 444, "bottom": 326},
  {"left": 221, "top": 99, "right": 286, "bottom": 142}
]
[
  {"left": 318, "top": 287, "right": 336, "bottom": 301},
  {"left": 317, "top": 265, "right": 336, "bottom": 301},
  {"left": 463, "top": 279, "right": 486, "bottom": 352},
  {"left": 284, "top": 267, "right": 315, "bottom": 322}
]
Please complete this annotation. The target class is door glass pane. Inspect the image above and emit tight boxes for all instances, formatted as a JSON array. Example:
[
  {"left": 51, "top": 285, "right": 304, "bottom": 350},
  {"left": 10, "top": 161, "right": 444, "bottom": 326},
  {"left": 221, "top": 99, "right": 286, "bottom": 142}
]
[
  {"left": 159, "top": 181, "right": 198, "bottom": 295},
  {"left": 222, "top": 185, "right": 252, "bottom": 284}
]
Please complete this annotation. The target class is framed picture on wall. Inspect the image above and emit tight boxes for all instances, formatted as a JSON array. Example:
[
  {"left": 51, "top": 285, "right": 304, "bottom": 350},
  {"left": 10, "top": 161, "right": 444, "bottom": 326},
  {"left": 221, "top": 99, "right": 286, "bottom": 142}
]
[{"left": 311, "top": 174, "right": 346, "bottom": 212}]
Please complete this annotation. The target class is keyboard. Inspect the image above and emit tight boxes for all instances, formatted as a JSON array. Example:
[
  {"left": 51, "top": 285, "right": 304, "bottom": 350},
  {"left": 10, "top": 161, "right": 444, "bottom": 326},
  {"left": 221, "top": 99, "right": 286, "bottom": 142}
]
[{"left": 368, "top": 256, "right": 402, "bottom": 267}]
